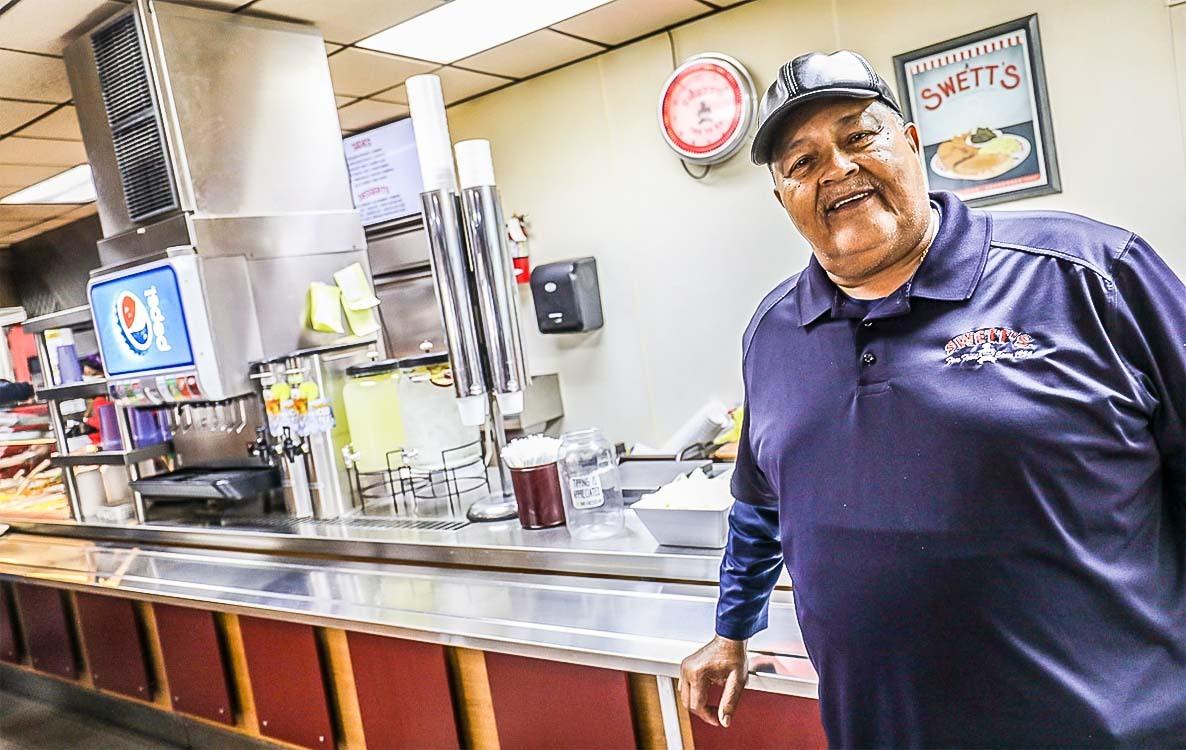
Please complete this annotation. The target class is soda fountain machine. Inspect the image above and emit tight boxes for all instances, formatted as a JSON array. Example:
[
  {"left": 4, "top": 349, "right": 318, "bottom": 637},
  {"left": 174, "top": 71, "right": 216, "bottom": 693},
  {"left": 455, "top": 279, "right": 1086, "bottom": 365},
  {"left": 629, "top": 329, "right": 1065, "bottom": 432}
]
[{"left": 68, "top": 2, "right": 374, "bottom": 522}]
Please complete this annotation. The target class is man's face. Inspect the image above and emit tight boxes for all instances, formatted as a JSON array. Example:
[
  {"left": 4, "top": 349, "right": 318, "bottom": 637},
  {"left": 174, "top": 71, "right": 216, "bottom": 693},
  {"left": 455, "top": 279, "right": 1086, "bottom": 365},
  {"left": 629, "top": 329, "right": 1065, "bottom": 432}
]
[{"left": 769, "top": 98, "right": 930, "bottom": 284}]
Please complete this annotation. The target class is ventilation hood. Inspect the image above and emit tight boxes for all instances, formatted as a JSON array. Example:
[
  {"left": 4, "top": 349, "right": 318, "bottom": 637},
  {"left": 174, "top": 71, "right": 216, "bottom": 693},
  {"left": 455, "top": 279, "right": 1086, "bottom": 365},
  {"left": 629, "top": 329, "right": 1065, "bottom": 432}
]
[
  {"left": 65, "top": 0, "right": 364, "bottom": 266},
  {"left": 64, "top": 0, "right": 371, "bottom": 356}
]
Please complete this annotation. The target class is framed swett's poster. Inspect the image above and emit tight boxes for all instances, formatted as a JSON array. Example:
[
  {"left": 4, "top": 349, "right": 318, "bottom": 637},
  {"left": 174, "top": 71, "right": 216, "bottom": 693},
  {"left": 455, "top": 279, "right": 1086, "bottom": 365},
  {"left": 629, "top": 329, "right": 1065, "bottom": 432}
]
[{"left": 893, "top": 15, "right": 1061, "bottom": 206}]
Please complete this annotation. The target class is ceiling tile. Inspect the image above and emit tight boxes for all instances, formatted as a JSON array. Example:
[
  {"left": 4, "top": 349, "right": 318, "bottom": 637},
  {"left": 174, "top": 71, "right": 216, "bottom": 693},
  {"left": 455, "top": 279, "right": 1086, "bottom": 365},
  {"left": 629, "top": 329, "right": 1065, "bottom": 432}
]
[
  {"left": 0, "top": 137, "right": 88, "bottom": 167},
  {"left": 58, "top": 203, "right": 98, "bottom": 221},
  {"left": 325, "top": 42, "right": 343, "bottom": 55},
  {"left": 698, "top": 0, "right": 748, "bottom": 5},
  {"left": 0, "top": 50, "right": 73, "bottom": 103},
  {"left": 0, "top": 164, "right": 64, "bottom": 186},
  {"left": 328, "top": 48, "right": 436, "bottom": 98},
  {"left": 335, "top": 96, "right": 356, "bottom": 108},
  {"left": 336, "top": 99, "right": 409, "bottom": 131},
  {"left": 372, "top": 85, "right": 407, "bottom": 105},
  {"left": 248, "top": 0, "right": 443, "bottom": 44},
  {"left": 0, "top": 0, "right": 124, "bottom": 55},
  {"left": 553, "top": 0, "right": 708, "bottom": 45},
  {"left": 457, "top": 29, "right": 602, "bottom": 79},
  {"left": 29, "top": 212, "right": 83, "bottom": 232},
  {"left": 0, "top": 205, "right": 72, "bottom": 221},
  {"left": 435, "top": 67, "right": 511, "bottom": 104},
  {"left": 0, "top": 219, "right": 39, "bottom": 233},
  {"left": 0, "top": 100, "right": 54, "bottom": 135},
  {"left": 14, "top": 105, "right": 82, "bottom": 141},
  {"left": 166, "top": 1, "right": 251, "bottom": 9},
  {"left": 0, "top": 223, "right": 53, "bottom": 244}
]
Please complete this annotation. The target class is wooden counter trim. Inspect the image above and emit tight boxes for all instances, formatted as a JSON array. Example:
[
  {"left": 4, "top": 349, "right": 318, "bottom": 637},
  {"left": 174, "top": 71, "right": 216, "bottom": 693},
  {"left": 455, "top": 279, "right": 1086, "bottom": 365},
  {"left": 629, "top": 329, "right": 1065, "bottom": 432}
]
[
  {"left": 138, "top": 602, "right": 173, "bottom": 711},
  {"left": 63, "top": 590, "right": 90, "bottom": 687},
  {"left": 447, "top": 646, "right": 500, "bottom": 750},
  {"left": 629, "top": 672, "right": 667, "bottom": 749},
  {"left": 319, "top": 627, "right": 367, "bottom": 750},
  {"left": 218, "top": 612, "right": 262, "bottom": 735},
  {"left": 677, "top": 694, "right": 696, "bottom": 750}
]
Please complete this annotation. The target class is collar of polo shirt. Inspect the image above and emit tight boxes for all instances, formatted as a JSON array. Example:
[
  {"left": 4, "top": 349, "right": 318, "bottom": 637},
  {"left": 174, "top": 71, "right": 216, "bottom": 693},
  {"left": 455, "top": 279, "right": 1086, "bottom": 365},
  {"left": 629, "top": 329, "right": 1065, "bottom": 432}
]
[{"left": 796, "top": 191, "right": 992, "bottom": 326}]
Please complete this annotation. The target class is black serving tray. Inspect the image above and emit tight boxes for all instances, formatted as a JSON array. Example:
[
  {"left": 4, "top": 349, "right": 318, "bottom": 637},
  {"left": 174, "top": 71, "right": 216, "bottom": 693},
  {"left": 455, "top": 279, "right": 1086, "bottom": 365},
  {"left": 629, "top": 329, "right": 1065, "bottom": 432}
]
[{"left": 130, "top": 465, "right": 279, "bottom": 502}]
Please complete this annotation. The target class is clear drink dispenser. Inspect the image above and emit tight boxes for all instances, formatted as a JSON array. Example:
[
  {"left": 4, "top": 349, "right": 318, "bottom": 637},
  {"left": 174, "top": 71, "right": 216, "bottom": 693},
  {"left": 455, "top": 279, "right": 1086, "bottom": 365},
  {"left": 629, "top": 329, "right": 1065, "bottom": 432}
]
[
  {"left": 396, "top": 354, "right": 480, "bottom": 471},
  {"left": 342, "top": 360, "right": 405, "bottom": 474}
]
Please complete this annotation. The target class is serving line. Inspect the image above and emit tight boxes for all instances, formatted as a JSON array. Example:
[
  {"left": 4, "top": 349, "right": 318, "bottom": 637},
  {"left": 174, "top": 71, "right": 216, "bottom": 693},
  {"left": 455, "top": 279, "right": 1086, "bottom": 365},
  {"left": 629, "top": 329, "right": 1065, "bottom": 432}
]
[
  {"left": 0, "top": 511, "right": 793, "bottom": 587},
  {"left": 0, "top": 531, "right": 816, "bottom": 698}
]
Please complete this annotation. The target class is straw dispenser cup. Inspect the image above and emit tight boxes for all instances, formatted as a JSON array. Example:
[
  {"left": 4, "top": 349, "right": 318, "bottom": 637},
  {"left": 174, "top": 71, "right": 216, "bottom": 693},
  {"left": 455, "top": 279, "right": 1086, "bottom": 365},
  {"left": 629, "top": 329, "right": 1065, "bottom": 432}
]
[{"left": 503, "top": 435, "right": 565, "bottom": 530}]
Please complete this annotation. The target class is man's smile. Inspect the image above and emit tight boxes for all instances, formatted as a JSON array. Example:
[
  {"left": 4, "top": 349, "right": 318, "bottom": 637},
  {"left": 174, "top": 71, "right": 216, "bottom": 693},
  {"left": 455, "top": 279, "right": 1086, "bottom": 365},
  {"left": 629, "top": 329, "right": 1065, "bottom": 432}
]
[{"left": 825, "top": 188, "right": 877, "bottom": 214}]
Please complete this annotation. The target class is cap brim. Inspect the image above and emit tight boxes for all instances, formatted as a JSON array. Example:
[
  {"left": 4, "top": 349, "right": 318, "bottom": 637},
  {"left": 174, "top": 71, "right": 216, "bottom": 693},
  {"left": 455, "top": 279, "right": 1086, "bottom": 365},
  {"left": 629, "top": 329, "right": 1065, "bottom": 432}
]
[{"left": 750, "top": 88, "right": 880, "bottom": 166}]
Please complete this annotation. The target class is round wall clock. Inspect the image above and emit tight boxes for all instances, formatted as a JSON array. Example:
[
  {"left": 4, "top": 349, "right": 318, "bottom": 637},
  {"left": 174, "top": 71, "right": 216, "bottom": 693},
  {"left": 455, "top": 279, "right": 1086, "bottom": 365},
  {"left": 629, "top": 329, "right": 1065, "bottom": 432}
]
[{"left": 658, "top": 53, "right": 757, "bottom": 166}]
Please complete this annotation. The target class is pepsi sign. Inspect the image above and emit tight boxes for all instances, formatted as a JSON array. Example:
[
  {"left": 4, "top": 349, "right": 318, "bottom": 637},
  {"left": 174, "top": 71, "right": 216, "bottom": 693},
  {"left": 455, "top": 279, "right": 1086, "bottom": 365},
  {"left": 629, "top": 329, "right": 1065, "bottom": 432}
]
[{"left": 90, "top": 265, "right": 195, "bottom": 377}]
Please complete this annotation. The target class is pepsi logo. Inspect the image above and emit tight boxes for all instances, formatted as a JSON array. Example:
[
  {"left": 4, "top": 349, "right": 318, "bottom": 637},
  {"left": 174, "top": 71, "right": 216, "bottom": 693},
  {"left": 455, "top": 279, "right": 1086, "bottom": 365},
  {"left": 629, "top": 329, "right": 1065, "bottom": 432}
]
[
  {"left": 114, "top": 286, "right": 173, "bottom": 356},
  {"left": 116, "top": 292, "right": 153, "bottom": 353}
]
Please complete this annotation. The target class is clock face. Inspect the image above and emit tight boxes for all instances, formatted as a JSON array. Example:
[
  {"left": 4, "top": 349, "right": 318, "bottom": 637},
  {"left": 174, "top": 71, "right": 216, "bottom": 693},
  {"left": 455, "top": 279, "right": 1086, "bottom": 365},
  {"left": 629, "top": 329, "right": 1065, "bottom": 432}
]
[{"left": 658, "top": 54, "right": 755, "bottom": 165}]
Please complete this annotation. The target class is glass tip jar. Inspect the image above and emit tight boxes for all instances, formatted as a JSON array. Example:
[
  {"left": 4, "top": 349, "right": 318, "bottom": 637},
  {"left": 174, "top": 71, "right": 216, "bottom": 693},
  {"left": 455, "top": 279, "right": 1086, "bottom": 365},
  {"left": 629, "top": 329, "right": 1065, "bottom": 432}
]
[{"left": 557, "top": 428, "right": 625, "bottom": 540}]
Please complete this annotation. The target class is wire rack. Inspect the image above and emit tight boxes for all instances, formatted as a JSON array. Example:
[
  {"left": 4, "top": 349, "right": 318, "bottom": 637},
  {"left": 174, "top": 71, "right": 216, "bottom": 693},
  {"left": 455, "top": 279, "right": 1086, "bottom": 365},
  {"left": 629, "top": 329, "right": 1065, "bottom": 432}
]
[{"left": 347, "top": 438, "right": 489, "bottom": 518}]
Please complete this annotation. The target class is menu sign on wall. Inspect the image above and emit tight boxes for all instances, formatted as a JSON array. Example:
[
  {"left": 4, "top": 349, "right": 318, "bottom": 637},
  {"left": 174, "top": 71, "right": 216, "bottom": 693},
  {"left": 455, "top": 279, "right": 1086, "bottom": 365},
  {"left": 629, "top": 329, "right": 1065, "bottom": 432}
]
[
  {"left": 343, "top": 118, "right": 424, "bottom": 226},
  {"left": 894, "top": 15, "right": 1061, "bottom": 207}
]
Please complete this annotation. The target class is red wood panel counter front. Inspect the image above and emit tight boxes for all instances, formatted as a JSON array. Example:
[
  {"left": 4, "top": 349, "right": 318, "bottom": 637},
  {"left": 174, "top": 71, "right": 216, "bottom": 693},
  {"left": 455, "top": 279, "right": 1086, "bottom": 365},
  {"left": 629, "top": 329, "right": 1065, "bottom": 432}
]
[
  {"left": 12, "top": 583, "right": 76, "bottom": 679},
  {"left": 485, "top": 651, "right": 637, "bottom": 750},
  {"left": 153, "top": 603, "right": 235, "bottom": 725},
  {"left": 347, "top": 631, "right": 460, "bottom": 749},
  {"left": 238, "top": 615, "right": 335, "bottom": 750},
  {"left": 691, "top": 688, "right": 828, "bottom": 750},
  {"left": 73, "top": 592, "right": 152, "bottom": 700}
]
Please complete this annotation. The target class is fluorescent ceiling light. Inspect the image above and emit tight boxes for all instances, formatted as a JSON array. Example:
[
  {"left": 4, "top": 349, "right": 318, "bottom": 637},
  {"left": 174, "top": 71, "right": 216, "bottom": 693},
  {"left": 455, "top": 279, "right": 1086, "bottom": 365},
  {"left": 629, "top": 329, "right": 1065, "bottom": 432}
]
[
  {"left": 0, "top": 164, "right": 96, "bottom": 204},
  {"left": 358, "top": 0, "right": 614, "bottom": 64}
]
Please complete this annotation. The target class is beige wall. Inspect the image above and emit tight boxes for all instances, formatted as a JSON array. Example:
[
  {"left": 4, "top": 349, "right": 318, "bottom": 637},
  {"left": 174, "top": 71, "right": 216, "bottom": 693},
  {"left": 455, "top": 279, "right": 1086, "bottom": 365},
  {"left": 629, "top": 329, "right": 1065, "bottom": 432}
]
[{"left": 448, "top": 0, "right": 1186, "bottom": 446}]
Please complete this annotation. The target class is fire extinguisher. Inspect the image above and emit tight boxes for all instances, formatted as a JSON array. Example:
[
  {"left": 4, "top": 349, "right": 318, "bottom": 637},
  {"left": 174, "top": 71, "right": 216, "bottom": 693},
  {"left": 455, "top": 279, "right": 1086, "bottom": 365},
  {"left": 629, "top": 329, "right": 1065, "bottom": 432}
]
[{"left": 506, "top": 213, "right": 531, "bottom": 285}]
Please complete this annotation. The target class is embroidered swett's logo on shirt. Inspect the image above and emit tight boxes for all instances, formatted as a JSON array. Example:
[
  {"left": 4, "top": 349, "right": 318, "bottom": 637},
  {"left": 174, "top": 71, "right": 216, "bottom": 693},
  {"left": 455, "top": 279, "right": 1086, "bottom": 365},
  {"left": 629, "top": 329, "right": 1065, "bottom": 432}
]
[{"left": 943, "top": 327, "right": 1037, "bottom": 366}]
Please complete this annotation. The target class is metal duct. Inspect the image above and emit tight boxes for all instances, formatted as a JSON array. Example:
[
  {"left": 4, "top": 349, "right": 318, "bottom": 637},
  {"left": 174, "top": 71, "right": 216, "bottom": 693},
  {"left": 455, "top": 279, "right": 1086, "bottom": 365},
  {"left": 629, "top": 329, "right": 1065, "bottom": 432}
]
[{"left": 90, "top": 13, "right": 178, "bottom": 223}]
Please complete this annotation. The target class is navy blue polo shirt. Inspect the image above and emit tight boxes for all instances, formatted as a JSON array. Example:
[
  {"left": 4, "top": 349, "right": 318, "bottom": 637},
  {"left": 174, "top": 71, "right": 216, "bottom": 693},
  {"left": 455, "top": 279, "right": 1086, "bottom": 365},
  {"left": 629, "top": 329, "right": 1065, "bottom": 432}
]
[{"left": 718, "top": 191, "right": 1186, "bottom": 747}]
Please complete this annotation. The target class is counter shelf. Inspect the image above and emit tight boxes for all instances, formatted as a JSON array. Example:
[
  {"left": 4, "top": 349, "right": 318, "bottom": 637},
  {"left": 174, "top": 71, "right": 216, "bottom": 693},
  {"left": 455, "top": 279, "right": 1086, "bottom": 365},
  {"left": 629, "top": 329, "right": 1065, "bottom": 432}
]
[
  {"left": 0, "top": 531, "right": 816, "bottom": 699},
  {"left": 21, "top": 305, "right": 93, "bottom": 335},
  {"left": 49, "top": 442, "right": 173, "bottom": 467},
  {"left": 0, "top": 437, "right": 56, "bottom": 447},
  {"left": 34, "top": 379, "right": 108, "bottom": 402},
  {"left": 0, "top": 504, "right": 785, "bottom": 587}
]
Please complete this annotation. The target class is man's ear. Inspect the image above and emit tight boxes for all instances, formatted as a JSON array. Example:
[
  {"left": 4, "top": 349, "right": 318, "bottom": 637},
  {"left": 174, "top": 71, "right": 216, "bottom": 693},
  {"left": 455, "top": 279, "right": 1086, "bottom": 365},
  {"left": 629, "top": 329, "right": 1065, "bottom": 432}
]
[
  {"left": 771, "top": 186, "right": 785, "bottom": 208},
  {"left": 903, "top": 121, "right": 922, "bottom": 156}
]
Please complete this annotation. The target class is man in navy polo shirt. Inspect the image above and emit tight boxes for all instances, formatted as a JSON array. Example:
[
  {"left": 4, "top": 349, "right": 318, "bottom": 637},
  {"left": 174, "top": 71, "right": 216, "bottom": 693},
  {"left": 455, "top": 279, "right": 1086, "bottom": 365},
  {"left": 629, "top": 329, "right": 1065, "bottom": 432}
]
[{"left": 679, "top": 50, "right": 1186, "bottom": 748}]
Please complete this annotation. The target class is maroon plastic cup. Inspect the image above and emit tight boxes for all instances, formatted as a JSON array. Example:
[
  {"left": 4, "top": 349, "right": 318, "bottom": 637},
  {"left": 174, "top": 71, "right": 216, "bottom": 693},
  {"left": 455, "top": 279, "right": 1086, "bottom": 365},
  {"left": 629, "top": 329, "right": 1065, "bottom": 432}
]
[{"left": 509, "top": 463, "right": 566, "bottom": 530}]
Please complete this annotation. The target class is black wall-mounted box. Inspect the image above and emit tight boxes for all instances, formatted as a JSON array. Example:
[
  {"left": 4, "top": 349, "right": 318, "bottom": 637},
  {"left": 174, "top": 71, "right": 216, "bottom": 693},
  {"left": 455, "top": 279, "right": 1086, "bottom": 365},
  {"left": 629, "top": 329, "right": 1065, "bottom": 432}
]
[{"left": 530, "top": 257, "right": 604, "bottom": 334}]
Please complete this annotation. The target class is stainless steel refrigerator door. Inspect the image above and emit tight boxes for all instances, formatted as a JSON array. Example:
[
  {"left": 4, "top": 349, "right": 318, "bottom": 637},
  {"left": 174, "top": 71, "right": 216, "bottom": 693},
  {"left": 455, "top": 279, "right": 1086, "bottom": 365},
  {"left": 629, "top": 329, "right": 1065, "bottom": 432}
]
[{"left": 375, "top": 271, "right": 448, "bottom": 360}]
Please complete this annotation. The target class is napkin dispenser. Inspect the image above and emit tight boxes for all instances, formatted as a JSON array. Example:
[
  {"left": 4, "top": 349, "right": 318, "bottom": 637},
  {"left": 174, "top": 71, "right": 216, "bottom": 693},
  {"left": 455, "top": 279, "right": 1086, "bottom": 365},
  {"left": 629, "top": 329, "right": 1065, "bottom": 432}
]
[{"left": 530, "top": 257, "right": 603, "bottom": 334}]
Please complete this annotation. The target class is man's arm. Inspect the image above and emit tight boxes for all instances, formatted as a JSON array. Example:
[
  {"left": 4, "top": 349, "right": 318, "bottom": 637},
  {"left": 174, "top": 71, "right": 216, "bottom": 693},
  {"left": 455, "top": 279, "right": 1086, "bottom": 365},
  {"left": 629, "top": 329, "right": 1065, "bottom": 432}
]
[
  {"left": 1110, "top": 234, "right": 1186, "bottom": 499},
  {"left": 680, "top": 406, "right": 783, "bottom": 728},
  {"left": 716, "top": 501, "right": 783, "bottom": 640}
]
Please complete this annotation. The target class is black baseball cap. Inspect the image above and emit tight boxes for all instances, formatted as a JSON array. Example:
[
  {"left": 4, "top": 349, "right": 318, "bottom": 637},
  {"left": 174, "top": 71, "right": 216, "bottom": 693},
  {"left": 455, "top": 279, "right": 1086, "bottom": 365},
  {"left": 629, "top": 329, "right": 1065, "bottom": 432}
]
[{"left": 750, "top": 50, "right": 903, "bottom": 165}]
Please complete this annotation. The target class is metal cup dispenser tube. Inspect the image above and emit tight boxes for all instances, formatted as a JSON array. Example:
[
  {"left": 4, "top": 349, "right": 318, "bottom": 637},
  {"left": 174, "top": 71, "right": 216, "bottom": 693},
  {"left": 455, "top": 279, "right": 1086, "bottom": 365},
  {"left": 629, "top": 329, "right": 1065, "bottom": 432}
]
[
  {"left": 407, "top": 76, "right": 489, "bottom": 426},
  {"left": 456, "top": 139, "right": 529, "bottom": 519},
  {"left": 407, "top": 75, "right": 526, "bottom": 522}
]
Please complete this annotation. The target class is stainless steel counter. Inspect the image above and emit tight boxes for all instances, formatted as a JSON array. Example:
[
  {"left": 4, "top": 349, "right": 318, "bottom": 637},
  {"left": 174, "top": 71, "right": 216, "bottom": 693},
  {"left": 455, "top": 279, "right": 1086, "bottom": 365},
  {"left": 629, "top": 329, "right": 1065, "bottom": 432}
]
[
  {"left": 0, "top": 531, "right": 817, "bottom": 698},
  {"left": 3, "top": 511, "right": 790, "bottom": 587}
]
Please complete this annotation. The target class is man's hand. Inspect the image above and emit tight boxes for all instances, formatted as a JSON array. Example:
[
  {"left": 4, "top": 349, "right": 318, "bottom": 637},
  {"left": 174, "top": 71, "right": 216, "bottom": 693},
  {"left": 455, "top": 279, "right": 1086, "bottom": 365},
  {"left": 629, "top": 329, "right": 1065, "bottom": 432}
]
[{"left": 679, "top": 634, "right": 749, "bottom": 728}]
